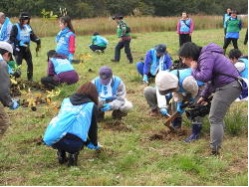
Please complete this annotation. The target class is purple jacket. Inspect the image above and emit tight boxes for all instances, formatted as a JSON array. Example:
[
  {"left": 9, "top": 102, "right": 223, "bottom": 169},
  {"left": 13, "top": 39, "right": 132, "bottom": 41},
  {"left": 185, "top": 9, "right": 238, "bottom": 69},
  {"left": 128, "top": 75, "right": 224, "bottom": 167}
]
[{"left": 192, "top": 43, "right": 239, "bottom": 98}]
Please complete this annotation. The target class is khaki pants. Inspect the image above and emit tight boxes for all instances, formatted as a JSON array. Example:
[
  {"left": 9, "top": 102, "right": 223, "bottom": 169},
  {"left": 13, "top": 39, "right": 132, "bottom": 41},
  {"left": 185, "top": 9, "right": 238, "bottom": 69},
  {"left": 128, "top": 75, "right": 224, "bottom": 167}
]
[{"left": 0, "top": 104, "right": 10, "bottom": 139}]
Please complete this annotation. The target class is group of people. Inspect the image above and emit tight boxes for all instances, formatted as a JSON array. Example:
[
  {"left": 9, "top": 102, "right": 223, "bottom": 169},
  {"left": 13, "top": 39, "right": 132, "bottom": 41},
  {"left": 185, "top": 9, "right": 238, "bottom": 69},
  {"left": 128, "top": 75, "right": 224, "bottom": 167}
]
[{"left": 0, "top": 10, "right": 248, "bottom": 167}]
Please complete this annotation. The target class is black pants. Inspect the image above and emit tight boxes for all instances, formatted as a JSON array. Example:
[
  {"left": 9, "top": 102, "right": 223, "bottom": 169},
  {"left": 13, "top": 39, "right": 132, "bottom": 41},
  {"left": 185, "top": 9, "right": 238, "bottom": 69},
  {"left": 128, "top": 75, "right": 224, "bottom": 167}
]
[
  {"left": 179, "top": 34, "right": 192, "bottom": 47},
  {"left": 223, "top": 38, "right": 238, "bottom": 53},
  {"left": 114, "top": 39, "right": 133, "bottom": 63},
  {"left": 15, "top": 47, "right": 33, "bottom": 81},
  {"left": 89, "top": 45, "right": 106, "bottom": 52},
  {"left": 41, "top": 76, "right": 59, "bottom": 90}
]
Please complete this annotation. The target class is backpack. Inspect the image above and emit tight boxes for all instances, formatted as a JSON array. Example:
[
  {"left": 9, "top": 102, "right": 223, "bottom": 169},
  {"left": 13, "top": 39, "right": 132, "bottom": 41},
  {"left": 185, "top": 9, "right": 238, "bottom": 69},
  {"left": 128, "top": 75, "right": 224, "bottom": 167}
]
[{"left": 126, "top": 26, "right": 131, "bottom": 33}]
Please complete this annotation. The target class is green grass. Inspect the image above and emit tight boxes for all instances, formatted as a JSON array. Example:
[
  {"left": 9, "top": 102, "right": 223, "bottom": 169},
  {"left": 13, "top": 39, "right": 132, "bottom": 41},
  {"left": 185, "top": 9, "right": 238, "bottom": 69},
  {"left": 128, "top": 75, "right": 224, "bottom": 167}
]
[{"left": 0, "top": 28, "right": 248, "bottom": 185}]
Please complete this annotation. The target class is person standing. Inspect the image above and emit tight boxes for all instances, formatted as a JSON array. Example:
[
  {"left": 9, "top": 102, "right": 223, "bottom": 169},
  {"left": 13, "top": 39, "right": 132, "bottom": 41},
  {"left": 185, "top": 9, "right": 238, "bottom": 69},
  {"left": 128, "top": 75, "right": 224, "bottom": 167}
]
[
  {"left": 0, "top": 12, "right": 13, "bottom": 41},
  {"left": 111, "top": 14, "right": 133, "bottom": 63},
  {"left": 223, "top": 10, "right": 242, "bottom": 54},
  {"left": 223, "top": 8, "right": 231, "bottom": 37},
  {"left": 9, "top": 12, "right": 41, "bottom": 81},
  {"left": 89, "top": 32, "right": 108, "bottom": 53},
  {"left": 178, "top": 42, "right": 241, "bottom": 155},
  {"left": 0, "top": 41, "right": 19, "bottom": 140},
  {"left": 55, "top": 15, "right": 75, "bottom": 62},
  {"left": 43, "top": 82, "right": 101, "bottom": 167},
  {"left": 177, "top": 11, "right": 194, "bottom": 47}
]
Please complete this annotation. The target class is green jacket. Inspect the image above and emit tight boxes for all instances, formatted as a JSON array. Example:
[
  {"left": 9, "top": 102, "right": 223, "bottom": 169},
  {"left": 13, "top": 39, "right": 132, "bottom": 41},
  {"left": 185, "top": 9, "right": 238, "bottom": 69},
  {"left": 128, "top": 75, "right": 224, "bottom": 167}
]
[
  {"left": 226, "top": 18, "right": 242, "bottom": 33},
  {"left": 116, "top": 20, "right": 130, "bottom": 38}
]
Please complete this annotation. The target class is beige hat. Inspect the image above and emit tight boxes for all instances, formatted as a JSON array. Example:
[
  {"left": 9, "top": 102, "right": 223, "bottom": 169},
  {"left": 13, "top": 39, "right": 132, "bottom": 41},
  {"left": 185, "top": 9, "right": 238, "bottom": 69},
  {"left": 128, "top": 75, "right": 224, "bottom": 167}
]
[
  {"left": 155, "top": 71, "right": 178, "bottom": 91},
  {"left": 0, "top": 41, "right": 13, "bottom": 54}
]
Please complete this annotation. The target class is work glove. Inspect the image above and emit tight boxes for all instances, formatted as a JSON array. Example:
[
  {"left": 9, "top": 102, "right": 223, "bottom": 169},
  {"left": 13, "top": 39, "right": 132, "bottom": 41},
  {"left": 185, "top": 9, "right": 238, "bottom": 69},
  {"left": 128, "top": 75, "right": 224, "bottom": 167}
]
[
  {"left": 100, "top": 103, "right": 112, "bottom": 112},
  {"left": 176, "top": 102, "right": 184, "bottom": 114},
  {"left": 160, "top": 108, "right": 170, "bottom": 117},
  {"left": 86, "top": 142, "right": 101, "bottom": 150},
  {"left": 19, "top": 41, "right": 28, "bottom": 47},
  {"left": 105, "top": 96, "right": 116, "bottom": 103},
  {"left": 68, "top": 53, "right": 74, "bottom": 62},
  {"left": 142, "top": 74, "right": 149, "bottom": 84},
  {"left": 9, "top": 99, "right": 19, "bottom": 110}
]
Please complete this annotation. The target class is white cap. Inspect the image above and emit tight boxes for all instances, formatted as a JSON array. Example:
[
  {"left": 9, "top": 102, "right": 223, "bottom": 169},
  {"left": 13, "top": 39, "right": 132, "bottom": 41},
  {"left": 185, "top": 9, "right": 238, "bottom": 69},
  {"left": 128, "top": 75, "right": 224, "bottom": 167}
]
[
  {"left": 155, "top": 71, "right": 178, "bottom": 91},
  {"left": 0, "top": 41, "right": 13, "bottom": 54}
]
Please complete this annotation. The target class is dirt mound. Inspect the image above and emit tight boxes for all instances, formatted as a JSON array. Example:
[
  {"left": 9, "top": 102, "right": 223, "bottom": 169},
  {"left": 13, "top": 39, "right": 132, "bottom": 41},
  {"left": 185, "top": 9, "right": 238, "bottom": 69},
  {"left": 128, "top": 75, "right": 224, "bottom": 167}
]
[
  {"left": 101, "top": 120, "right": 132, "bottom": 132},
  {"left": 149, "top": 128, "right": 187, "bottom": 141}
]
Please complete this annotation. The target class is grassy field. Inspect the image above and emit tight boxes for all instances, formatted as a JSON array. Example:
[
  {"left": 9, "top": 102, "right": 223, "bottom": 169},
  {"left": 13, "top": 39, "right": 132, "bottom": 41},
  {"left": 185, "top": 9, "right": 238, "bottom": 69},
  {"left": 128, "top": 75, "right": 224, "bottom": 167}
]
[{"left": 0, "top": 28, "right": 248, "bottom": 185}]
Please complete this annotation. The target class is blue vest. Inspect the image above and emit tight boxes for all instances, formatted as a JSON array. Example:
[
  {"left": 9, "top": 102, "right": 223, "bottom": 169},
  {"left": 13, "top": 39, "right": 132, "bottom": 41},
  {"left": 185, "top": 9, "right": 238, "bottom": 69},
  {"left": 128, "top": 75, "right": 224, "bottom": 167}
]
[
  {"left": 93, "top": 76, "right": 121, "bottom": 96},
  {"left": 238, "top": 57, "right": 248, "bottom": 79},
  {"left": 15, "top": 23, "right": 32, "bottom": 44},
  {"left": 43, "top": 98, "right": 94, "bottom": 146},
  {"left": 171, "top": 68, "right": 204, "bottom": 93},
  {"left": 93, "top": 35, "right": 108, "bottom": 47},
  {"left": 179, "top": 19, "right": 191, "bottom": 33},
  {"left": 56, "top": 27, "right": 75, "bottom": 57},
  {"left": 50, "top": 57, "right": 74, "bottom": 74}
]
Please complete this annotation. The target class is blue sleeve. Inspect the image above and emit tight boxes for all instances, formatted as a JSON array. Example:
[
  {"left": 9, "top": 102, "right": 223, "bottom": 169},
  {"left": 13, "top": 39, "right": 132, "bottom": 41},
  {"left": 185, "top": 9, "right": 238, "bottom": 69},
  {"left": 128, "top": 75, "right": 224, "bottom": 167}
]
[
  {"left": 164, "top": 54, "right": 172, "bottom": 69},
  {"left": 143, "top": 50, "right": 152, "bottom": 75}
]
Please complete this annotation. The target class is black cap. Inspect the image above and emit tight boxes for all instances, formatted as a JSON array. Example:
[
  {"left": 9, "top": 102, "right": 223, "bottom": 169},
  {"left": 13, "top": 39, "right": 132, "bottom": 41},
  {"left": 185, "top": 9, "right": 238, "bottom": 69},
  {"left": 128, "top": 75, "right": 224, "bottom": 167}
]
[
  {"left": 155, "top": 44, "right": 166, "bottom": 54},
  {"left": 19, "top": 12, "right": 30, "bottom": 20},
  {"left": 112, "top": 14, "right": 123, "bottom": 20}
]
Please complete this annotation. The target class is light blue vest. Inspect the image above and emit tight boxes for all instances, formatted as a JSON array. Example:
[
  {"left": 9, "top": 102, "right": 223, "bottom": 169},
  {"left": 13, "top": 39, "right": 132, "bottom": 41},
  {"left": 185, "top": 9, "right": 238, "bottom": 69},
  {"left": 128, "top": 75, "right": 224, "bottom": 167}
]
[
  {"left": 171, "top": 68, "right": 204, "bottom": 93},
  {"left": 43, "top": 98, "right": 94, "bottom": 146},
  {"left": 179, "top": 19, "right": 191, "bottom": 33},
  {"left": 50, "top": 57, "right": 74, "bottom": 74},
  {"left": 15, "top": 23, "right": 32, "bottom": 44},
  {"left": 0, "top": 17, "right": 12, "bottom": 41},
  {"left": 56, "top": 27, "right": 75, "bottom": 57},
  {"left": 238, "top": 57, "right": 248, "bottom": 79},
  {"left": 93, "top": 35, "right": 108, "bottom": 47},
  {"left": 93, "top": 76, "right": 121, "bottom": 96}
]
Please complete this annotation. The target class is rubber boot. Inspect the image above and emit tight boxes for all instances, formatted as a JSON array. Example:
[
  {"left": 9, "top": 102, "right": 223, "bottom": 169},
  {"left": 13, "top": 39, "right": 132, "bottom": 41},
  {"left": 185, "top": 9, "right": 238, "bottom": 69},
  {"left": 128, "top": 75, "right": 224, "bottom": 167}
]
[
  {"left": 171, "top": 116, "right": 182, "bottom": 129},
  {"left": 67, "top": 152, "right": 79, "bottom": 167},
  {"left": 97, "top": 111, "right": 105, "bottom": 122},
  {"left": 184, "top": 123, "right": 202, "bottom": 142},
  {"left": 57, "top": 150, "right": 67, "bottom": 164},
  {"left": 112, "top": 110, "right": 127, "bottom": 120}
]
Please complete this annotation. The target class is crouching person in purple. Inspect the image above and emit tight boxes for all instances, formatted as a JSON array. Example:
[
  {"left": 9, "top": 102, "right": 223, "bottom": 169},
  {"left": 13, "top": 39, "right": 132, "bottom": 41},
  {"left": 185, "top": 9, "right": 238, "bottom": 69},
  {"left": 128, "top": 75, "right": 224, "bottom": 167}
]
[
  {"left": 92, "top": 66, "right": 133, "bottom": 121},
  {"left": 41, "top": 50, "right": 79, "bottom": 90},
  {"left": 43, "top": 82, "right": 101, "bottom": 167},
  {"left": 179, "top": 42, "right": 241, "bottom": 155}
]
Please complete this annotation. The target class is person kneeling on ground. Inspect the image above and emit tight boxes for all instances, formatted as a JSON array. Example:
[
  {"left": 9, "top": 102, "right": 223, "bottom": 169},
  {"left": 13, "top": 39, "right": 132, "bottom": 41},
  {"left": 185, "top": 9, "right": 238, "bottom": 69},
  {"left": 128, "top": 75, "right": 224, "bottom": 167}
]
[
  {"left": 92, "top": 66, "right": 133, "bottom": 121},
  {"left": 155, "top": 69, "right": 205, "bottom": 142},
  {"left": 136, "top": 44, "right": 172, "bottom": 85},
  {"left": 41, "top": 50, "right": 79, "bottom": 90},
  {"left": 43, "top": 82, "right": 101, "bottom": 167},
  {"left": 89, "top": 32, "right": 108, "bottom": 53}
]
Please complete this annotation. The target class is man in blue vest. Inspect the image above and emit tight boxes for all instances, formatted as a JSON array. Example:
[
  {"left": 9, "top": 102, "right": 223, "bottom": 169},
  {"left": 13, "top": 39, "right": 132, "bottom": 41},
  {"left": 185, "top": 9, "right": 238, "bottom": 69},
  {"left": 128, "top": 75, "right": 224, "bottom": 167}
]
[
  {"left": 0, "top": 12, "right": 13, "bottom": 41},
  {"left": 155, "top": 69, "right": 205, "bottom": 142},
  {"left": 92, "top": 66, "right": 133, "bottom": 121},
  {"left": 9, "top": 12, "right": 41, "bottom": 81},
  {"left": 89, "top": 32, "right": 108, "bottom": 53},
  {"left": 136, "top": 44, "right": 172, "bottom": 85}
]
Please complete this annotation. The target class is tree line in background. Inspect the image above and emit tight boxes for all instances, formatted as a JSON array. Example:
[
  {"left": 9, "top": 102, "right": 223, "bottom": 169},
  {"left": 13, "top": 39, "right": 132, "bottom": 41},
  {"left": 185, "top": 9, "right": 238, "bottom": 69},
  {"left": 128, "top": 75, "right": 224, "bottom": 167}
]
[{"left": 0, "top": 0, "right": 248, "bottom": 18}]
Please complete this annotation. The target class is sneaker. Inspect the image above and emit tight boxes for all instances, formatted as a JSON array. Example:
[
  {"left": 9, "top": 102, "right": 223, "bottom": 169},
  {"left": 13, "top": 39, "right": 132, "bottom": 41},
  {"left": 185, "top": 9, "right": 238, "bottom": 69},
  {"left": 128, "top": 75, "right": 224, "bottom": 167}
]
[
  {"left": 111, "top": 59, "right": 119, "bottom": 62},
  {"left": 57, "top": 150, "right": 67, "bottom": 164},
  {"left": 149, "top": 109, "right": 159, "bottom": 116},
  {"left": 112, "top": 110, "right": 127, "bottom": 120},
  {"left": 67, "top": 152, "right": 79, "bottom": 167}
]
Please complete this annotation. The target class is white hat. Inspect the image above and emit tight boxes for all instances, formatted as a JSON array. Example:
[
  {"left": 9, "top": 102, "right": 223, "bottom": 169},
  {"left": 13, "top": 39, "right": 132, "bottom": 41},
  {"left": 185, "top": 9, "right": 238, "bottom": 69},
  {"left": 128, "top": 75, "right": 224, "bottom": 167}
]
[
  {"left": 0, "top": 41, "right": 13, "bottom": 54},
  {"left": 155, "top": 71, "right": 178, "bottom": 91}
]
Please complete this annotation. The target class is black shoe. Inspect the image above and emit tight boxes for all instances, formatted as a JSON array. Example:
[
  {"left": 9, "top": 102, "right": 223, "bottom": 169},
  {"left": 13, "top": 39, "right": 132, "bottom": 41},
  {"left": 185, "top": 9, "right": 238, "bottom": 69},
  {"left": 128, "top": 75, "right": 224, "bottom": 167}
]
[
  {"left": 57, "top": 150, "right": 67, "bottom": 164},
  {"left": 68, "top": 152, "right": 79, "bottom": 167},
  {"left": 129, "top": 60, "right": 133, "bottom": 64},
  {"left": 112, "top": 110, "right": 127, "bottom": 120},
  {"left": 211, "top": 147, "right": 220, "bottom": 156},
  {"left": 97, "top": 111, "right": 105, "bottom": 122},
  {"left": 111, "top": 59, "right": 119, "bottom": 62}
]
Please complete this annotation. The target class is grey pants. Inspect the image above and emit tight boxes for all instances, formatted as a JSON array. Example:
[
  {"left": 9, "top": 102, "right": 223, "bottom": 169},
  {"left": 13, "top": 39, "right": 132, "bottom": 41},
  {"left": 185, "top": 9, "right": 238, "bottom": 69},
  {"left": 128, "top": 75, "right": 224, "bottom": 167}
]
[
  {"left": 0, "top": 105, "right": 10, "bottom": 140},
  {"left": 209, "top": 81, "right": 241, "bottom": 150},
  {"left": 144, "top": 87, "right": 158, "bottom": 110}
]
